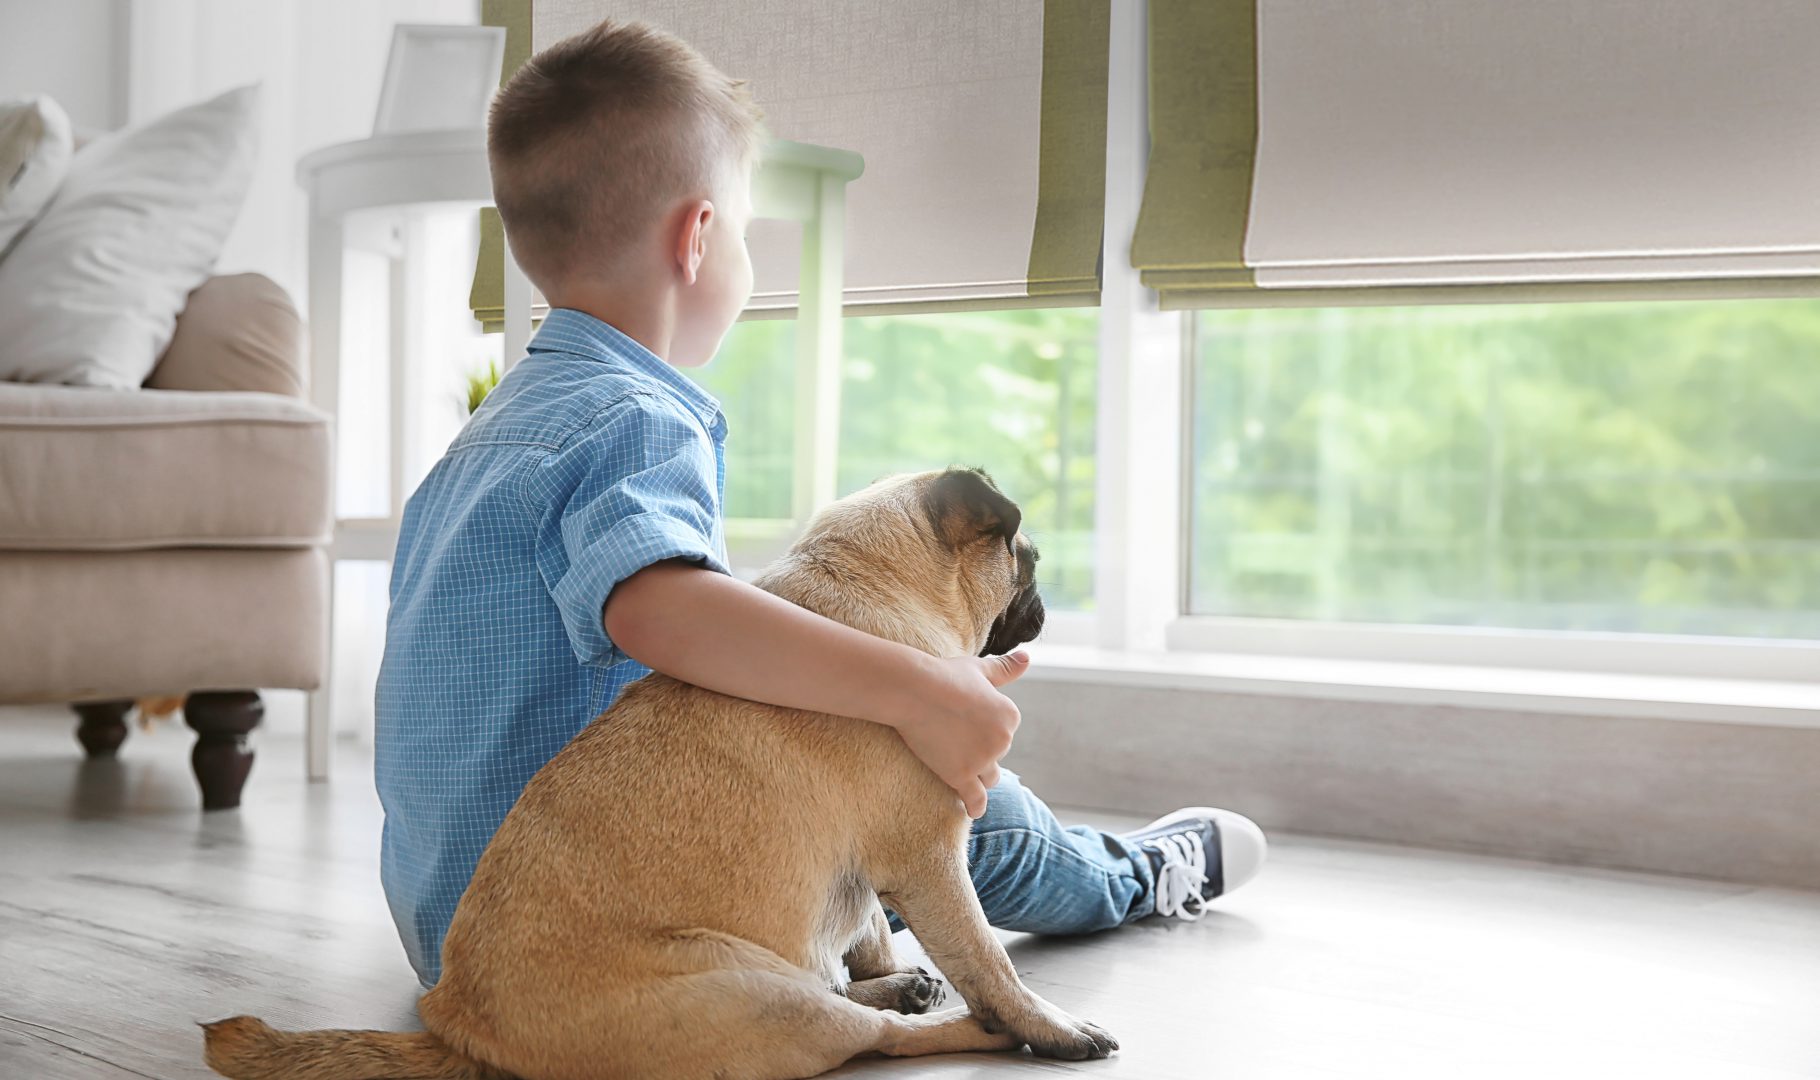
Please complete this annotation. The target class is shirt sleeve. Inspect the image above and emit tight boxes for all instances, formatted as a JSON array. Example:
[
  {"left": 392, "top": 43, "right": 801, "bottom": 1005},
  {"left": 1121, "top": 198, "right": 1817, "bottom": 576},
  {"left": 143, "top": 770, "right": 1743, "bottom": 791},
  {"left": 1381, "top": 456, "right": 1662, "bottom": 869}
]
[{"left": 531, "top": 394, "right": 726, "bottom": 667}]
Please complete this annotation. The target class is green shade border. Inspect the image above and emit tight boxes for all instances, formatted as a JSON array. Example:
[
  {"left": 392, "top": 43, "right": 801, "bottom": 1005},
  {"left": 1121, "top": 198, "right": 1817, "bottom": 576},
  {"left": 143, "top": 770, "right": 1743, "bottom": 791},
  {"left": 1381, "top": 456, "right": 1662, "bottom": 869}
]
[
  {"left": 486, "top": 0, "right": 532, "bottom": 76},
  {"left": 471, "top": 208, "right": 507, "bottom": 332},
  {"left": 470, "top": 0, "right": 531, "bottom": 330},
  {"left": 1027, "top": 0, "right": 1111, "bottom": 299},
  {"left": 1129, "top": 0, "right": 1258, "bottom": 289}
]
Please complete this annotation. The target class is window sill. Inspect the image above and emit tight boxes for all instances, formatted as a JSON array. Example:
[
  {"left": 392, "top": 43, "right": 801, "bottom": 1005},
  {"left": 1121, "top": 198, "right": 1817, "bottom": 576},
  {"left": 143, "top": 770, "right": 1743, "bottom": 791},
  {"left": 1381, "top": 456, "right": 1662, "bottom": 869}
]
[{"left": 1020, "top": 643, "right": 1820, "bottom": 730}]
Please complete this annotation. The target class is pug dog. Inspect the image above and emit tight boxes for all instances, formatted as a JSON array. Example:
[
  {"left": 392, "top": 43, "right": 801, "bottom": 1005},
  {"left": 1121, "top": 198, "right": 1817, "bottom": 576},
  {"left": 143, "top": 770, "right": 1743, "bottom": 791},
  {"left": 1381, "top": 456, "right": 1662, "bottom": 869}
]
[{"left": 203, "top": 467, "right": 1114, "bottom": 1080}]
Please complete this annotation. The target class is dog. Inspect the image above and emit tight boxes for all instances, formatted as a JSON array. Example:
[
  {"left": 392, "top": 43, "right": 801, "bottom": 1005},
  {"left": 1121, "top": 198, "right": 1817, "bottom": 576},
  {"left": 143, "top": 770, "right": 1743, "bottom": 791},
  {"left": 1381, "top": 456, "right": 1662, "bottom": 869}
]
[
  {"left": 202, "top": 467, "right": 1115, "bottom": 1080},
  {"left": 136, "top": 696, "right": 187, "bottom": 730}
]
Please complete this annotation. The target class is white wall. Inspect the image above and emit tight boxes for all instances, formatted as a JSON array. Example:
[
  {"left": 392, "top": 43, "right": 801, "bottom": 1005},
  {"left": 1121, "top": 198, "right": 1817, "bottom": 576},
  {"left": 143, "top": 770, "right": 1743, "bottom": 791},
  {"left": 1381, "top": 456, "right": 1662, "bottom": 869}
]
[
  {"left": 122, "top": 0, "right": 480, "bottom": 301},
  {"left": 4, "top": 0, "right": 480, "bottom": 300},
  {"left": 0, "top": 0, "right": 127, "bottom": 132}
]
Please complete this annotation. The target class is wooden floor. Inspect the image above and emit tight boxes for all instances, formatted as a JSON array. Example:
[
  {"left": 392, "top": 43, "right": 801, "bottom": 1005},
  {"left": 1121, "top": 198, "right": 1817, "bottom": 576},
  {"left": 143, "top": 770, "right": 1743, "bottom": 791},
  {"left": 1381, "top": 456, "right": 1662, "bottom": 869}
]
[{"left": 3, "top": 705, "right": 1817, "bottom": 1080}]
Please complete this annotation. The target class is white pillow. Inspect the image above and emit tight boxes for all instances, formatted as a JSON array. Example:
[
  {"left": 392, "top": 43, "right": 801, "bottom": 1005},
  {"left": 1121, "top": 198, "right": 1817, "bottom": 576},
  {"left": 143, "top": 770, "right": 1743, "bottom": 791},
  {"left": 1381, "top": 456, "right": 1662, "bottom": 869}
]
[
  {"left": 0, "top": 95, "right": 73, "bottom": 255},
  {"left": 0, "top": 85, "right": 260, "bottom": 388}
]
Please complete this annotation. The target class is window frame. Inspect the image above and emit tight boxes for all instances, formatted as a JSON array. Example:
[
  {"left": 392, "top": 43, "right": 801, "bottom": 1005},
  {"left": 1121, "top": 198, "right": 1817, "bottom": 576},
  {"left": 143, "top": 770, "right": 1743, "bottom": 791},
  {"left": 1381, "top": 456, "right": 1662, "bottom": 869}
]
[
  {"left": 1088, "top": 1, "right": 1820, "bottom": 695},
  {"left": 727, "top": 2, "right": 1820, "bottom": 691},
  {"left": 1167, "top": 305, "right": 1820, "bottom": 681},
  {"left": 1164, "top": 615, "right": 1820, "bottom": 686}
]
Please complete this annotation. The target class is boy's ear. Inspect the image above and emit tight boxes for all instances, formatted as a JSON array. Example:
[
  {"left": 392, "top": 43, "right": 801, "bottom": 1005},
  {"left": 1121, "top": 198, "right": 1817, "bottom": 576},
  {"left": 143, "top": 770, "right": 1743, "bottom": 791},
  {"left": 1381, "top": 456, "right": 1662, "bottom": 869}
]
[
  {"left": 922, "top": 467, "right": 1021, "bottom": 553},
  {"left": 674, "top": 199, "right": 713, "bottom": 285}
]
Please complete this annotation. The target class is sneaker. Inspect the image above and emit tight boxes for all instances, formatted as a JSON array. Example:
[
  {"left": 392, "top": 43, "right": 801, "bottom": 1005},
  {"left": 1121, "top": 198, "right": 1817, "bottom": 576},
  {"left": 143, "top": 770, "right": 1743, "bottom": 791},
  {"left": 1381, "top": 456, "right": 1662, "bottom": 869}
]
[{"left": 1122, "top": 807, "right": 1268, "bottom": 921}]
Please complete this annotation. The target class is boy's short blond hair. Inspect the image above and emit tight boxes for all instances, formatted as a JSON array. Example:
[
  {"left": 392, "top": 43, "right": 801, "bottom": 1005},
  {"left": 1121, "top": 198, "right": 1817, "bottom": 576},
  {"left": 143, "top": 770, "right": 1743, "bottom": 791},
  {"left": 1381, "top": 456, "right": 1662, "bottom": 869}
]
[{"left": 487, "top": 20, "right": 764, "bottom": 290}]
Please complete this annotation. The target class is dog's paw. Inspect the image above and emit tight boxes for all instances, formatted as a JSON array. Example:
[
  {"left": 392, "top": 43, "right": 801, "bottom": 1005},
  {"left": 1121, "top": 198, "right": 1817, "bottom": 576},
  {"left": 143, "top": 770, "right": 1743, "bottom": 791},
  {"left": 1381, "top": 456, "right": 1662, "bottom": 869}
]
[
  {"left": 894, "top": 972, "right": 946, "bottom": 1014},
  {"left": 1006, "top": 1006, "right": 1119, "bottom": 1061},
  {"left": 844, "top": 971, "right": 947, "bottom": 1014}
]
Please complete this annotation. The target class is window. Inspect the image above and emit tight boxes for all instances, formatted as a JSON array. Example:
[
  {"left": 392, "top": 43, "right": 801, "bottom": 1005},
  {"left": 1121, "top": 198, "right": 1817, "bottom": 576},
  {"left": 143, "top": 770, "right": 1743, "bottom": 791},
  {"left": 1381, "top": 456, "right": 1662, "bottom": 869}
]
[
  {"left": 1189, "top": 300, "right": 1820, "bottom": 640},
  {"left": 693, "top": 319, "right": 796, "bottom": 523},
  {"left": 695, "top": 308, "right": 1099, "bottom": 609}
]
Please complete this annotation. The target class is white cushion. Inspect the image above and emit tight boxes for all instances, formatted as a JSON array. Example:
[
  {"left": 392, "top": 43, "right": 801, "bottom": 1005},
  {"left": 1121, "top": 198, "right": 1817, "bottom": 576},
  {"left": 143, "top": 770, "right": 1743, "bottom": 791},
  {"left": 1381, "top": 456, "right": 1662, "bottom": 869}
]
[
  {"left": 0, "top": 95, "right": 73, "bottom": 255},
  {"left": 0, "top": 86, "right": 260, "bottom": 389}
]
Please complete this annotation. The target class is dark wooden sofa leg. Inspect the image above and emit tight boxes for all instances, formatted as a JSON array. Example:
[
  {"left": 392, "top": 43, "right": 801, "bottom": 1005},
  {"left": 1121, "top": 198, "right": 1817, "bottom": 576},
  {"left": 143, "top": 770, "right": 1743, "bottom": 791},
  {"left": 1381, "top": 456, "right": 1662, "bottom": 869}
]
[
  {"left": 184, "top": 691, "right": 263, "bottom": 811},
  {"left": 72, "top": 700, "right": 133, "bottom": 758}
]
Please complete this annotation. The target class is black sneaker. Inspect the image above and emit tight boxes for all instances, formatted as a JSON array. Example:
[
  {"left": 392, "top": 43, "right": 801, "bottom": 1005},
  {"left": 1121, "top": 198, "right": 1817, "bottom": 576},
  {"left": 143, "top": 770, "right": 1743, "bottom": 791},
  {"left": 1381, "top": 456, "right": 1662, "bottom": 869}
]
[{"left": 1121, "top": 807, "right": 1268, "bottom": 921}]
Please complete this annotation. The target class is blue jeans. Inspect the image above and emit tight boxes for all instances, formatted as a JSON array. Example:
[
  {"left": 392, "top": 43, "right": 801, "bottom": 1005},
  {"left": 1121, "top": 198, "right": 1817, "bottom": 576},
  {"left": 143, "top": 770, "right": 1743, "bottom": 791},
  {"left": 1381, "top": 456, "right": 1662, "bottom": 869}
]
[{"left": 891, "top": 770, "right": 1156, "bottom": 935}]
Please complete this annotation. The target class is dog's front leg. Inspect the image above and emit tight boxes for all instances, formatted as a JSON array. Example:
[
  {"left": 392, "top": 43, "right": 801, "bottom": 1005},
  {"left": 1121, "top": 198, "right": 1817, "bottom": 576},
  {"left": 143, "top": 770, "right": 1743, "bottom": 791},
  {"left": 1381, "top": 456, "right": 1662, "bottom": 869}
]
[
  {"left": 877, "top": 852, "right": 1117, "bottom": 1060},
  {"left": 843, "top": 898, "right": 914, "bottom": 980}
]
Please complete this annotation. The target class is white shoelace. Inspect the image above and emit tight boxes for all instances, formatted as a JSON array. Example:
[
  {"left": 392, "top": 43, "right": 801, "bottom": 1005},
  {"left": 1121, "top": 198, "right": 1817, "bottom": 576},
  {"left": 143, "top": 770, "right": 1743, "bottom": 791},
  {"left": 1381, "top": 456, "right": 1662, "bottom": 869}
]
[{"left": 1145, "top": 831, "right": 1210, "bottom": 921}]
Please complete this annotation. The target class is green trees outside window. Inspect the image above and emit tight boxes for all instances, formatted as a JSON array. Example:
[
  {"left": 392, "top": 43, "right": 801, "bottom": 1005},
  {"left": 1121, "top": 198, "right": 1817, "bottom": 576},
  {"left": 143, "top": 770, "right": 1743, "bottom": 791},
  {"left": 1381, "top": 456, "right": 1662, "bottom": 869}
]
[
  {"left": 1191, "top": 300, "right": 1820, "bottom": 639},
  {"left": 695, "top": 297, "right": 1820, "bottom": 640},
  {"left": 696, "top": 308, "right": 1099, "bottom": 609}
]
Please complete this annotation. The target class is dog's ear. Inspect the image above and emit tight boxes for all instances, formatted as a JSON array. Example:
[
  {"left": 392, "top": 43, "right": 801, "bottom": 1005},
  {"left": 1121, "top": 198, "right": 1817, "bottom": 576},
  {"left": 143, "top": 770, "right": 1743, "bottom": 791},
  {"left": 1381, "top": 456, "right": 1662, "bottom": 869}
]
[{"left": 923, "top": 467, "right": 1021, "bottom": 553}]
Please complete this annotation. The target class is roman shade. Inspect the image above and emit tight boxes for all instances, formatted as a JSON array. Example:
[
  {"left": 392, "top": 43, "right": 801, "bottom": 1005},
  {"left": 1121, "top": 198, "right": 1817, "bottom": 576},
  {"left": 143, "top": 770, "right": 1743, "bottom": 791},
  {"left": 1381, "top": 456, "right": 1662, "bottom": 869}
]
[
  {"left": 472, "top": 0, "right": 1107, "bottom": 328},
  {"left": 1133, "top": 0, "right": 1820, "bottom": 309}
]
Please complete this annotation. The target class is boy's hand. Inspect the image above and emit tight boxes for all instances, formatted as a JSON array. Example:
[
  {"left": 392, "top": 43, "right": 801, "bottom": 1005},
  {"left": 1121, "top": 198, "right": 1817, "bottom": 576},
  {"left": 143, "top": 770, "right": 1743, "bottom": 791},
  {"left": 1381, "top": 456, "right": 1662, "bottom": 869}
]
[
  {"left": 894, "top": 652, "right": 1031, "bottom": 819},
  {"left": 606, "top": 563, "right": 1035, "bottom": 819}
]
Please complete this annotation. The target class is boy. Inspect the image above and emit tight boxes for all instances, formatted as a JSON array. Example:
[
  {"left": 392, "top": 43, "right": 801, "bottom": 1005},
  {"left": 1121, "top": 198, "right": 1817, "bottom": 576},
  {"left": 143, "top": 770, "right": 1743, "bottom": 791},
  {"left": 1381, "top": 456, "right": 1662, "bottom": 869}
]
[{"left": 375, "top": 20, "right": 1267, "bottom": 989}]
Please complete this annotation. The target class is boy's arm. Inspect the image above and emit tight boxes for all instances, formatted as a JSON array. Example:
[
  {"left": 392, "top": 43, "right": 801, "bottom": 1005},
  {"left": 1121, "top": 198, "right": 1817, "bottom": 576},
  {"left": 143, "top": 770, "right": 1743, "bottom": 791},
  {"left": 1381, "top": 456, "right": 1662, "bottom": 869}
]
[{"left": 605, "top": 559, "right": 1026, "bottom": 818}]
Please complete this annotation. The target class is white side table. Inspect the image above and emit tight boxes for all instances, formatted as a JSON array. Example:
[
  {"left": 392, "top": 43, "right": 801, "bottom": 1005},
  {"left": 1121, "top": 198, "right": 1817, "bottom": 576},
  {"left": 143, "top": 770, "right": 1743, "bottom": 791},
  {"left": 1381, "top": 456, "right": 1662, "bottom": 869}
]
[{"left": 296, "top": 133, "right": 863, "bottom": 780}]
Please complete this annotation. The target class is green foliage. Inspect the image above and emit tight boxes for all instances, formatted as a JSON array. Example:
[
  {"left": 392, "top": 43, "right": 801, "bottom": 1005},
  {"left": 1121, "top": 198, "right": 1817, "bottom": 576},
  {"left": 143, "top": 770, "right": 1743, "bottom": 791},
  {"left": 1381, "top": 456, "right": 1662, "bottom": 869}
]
[
  {"left": 1191, "top": 299, "right": 1820, "bottom": 638},
  {"left": 694, "top": 309, "right": 1099, "bottom": 609},
  {"left": 694, "top": 297, "right": 1820, "bottom": 639},
  {"left": 465, "top": 359, "right": 502, "bottom": 415}
]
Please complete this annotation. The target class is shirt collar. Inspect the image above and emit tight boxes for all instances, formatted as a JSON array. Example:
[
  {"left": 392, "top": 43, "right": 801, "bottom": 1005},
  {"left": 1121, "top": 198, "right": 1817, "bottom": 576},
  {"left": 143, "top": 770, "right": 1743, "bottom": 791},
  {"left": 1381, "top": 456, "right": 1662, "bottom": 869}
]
[{"left": 526, "top": 308, "right": 724, "bottom": 434}]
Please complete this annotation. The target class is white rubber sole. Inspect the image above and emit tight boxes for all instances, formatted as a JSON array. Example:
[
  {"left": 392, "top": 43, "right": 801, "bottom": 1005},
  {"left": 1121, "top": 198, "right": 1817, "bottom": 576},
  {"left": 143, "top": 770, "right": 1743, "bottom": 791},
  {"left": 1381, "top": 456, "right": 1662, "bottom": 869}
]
[{"left": 1131, "top": 806, "right": 1269, "bottom": 897}]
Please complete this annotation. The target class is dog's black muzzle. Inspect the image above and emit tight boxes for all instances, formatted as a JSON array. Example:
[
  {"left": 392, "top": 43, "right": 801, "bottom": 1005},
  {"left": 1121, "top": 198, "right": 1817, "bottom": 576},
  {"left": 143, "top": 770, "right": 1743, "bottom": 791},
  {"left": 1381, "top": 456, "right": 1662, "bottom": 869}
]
[{"left": 981, "top": 583, "right": 1045, "bottom": 656}]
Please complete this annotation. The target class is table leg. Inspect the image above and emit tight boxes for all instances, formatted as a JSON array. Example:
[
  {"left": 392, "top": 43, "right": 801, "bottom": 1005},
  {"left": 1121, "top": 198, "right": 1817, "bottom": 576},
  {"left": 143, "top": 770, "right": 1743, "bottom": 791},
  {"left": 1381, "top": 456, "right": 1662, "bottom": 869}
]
[{"left": 306, "top": 211, "right": 345, "bottom": 782}]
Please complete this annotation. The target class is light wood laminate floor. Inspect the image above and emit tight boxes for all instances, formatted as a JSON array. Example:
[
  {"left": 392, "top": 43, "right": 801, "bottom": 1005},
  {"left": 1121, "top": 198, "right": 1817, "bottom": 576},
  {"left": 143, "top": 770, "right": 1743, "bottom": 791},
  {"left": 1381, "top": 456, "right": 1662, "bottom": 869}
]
[{"left": 2, "top": 705, "right": 1816, "bottom": 1079}]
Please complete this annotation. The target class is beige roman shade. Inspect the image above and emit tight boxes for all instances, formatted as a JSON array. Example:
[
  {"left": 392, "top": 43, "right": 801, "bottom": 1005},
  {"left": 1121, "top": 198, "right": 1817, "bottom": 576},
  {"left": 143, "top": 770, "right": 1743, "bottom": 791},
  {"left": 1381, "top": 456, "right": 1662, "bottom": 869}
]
[
  {"left": 472, "top": 0, "right": 1108, "bottom": 327},
  {"left": 1133, "top": 0, "right": 1820, "bottom": 309}
]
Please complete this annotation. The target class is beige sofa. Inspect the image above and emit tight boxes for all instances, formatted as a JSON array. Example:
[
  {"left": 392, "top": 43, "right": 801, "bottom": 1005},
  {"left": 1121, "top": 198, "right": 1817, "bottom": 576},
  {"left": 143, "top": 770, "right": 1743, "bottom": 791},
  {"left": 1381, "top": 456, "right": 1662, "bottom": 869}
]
[{"left": 0, "top": 273, "right": 332, "bottom": 809}]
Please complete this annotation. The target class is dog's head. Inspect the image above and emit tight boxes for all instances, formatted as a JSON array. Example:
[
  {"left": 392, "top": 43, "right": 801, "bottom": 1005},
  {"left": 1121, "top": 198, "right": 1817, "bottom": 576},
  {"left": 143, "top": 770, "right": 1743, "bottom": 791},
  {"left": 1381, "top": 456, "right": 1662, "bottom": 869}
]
[{"left": 755, "top": 467, "right": 1045, "bottom": 658}]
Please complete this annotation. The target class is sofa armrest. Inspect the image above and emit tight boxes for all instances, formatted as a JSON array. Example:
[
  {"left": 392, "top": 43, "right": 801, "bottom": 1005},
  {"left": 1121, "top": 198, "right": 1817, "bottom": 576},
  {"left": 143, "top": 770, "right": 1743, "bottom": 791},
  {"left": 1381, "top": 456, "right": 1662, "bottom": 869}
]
[{"left": 144, "top": 273, "right": 307, "bottom": 398}]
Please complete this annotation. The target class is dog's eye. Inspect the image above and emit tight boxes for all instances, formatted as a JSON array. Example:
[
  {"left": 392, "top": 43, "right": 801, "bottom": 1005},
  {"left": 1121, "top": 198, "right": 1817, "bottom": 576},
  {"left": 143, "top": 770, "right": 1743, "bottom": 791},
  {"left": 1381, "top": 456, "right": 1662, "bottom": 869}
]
[{"left": 1013, "top": 543, "right": 1037, "bottom": 583}]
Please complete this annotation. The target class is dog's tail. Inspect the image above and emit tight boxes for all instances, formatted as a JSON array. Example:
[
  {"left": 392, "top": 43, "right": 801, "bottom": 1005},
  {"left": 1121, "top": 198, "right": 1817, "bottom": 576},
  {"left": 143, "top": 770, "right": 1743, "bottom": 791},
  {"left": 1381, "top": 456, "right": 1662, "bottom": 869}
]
[{"left": 201, "top": 1016, "right": 509, "bottom": 1080}]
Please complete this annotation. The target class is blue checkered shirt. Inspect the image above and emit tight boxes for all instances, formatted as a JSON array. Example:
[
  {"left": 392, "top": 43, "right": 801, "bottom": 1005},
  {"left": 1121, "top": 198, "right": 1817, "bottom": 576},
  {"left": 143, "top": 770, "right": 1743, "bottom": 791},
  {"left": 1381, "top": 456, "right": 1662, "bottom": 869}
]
[{"left": 375, "top": 308, "right": 727, "bottom": 986}]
